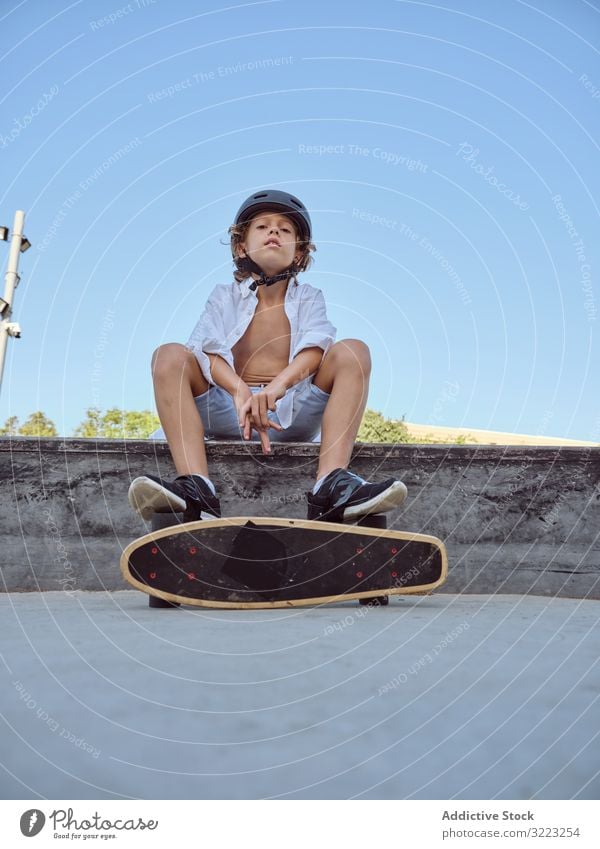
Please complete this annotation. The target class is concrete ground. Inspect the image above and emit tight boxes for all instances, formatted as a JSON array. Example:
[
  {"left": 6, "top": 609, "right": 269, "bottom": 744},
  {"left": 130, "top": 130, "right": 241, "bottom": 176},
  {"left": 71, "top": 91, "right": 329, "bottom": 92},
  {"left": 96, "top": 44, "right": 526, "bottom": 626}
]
[{"left": 0, "top": 591, "right": 598, "bottom": 800}]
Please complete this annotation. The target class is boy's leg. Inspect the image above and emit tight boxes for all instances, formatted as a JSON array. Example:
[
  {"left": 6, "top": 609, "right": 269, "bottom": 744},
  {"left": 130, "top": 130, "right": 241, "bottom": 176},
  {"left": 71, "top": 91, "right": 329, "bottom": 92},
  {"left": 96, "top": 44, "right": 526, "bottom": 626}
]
[
  {"left": 312, "top": 338, "right": 371, "bottom": 480},
  {"left": 308, "top": 338, "right": 406, "bottom": 521},
  {"left": 151, "top": 343, "right": 210, "bottom": 477},
  {"left": 128, "top": 344, "right": 221, "bottom": 521}
]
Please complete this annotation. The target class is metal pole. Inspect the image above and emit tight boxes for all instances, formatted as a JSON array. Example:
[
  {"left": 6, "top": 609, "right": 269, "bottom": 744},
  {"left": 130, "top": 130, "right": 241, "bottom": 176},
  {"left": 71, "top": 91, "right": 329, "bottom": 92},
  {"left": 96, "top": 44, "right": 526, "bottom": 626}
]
[{"left": 0, "top": 210, "right": 26, "bottom": 395}]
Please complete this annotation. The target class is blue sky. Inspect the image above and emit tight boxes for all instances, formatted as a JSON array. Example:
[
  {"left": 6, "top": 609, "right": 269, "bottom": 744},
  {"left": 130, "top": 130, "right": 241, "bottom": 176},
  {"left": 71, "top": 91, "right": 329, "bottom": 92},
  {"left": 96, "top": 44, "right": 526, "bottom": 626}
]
[{"left": 1, "top": 0, "right": 599, "bottom": 440}]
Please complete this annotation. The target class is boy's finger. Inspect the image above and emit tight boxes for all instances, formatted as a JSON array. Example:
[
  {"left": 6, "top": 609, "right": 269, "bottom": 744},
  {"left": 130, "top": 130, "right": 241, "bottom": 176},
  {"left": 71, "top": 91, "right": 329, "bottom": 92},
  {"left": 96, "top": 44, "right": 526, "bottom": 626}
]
[
  {"left": 259, "top": 396, "right": 269, "bottom": 429},
  {"left": 255, "top": 425, "right": 270, "bottom": 454},
  {"left": 256, "top": 399, "right": 263, "bottom": 428},
  {"left": 261, "top": 431, "right": 271, "bottom": 454}
]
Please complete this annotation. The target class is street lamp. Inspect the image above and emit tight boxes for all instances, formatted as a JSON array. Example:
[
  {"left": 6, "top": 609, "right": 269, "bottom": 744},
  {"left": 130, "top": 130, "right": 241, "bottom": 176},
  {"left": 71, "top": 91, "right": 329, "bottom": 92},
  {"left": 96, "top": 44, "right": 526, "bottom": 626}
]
[{"left": 0, "top": 210, "right": 30, "bottom": 396}]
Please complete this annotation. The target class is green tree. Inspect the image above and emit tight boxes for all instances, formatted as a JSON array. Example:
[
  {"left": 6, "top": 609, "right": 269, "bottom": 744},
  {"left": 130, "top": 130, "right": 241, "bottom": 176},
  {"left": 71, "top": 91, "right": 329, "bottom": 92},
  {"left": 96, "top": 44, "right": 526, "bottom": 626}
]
[
  {"left": 99, "top": 408, "right": 125, "bottom": 439},
  {"left": 121, "top": 409, "right": 161, "bottom": 438},
  {"left": 0, "top": 415, "right": 20, "bottom": 435},
  {"left": 455, "top": 433, "right": 478, "bottom": 445},
  {"left": 18, "top": 411, "right": 58, "bottom": 437},
  {"left": 73, "top": 407, "right": 160, "bottom": 438},
  {"left": 73, "top": 407, "right": 103, "bottom": 438},
  {"left": 357, "top": 409, "right": 413, "bottom": 444}
]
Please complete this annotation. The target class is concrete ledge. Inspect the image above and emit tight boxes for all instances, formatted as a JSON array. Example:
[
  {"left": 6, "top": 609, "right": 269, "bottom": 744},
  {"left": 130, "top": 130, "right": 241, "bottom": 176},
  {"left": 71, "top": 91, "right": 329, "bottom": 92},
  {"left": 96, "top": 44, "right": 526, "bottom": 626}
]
[{"left": 1, "top": 437, "right": 599, "bottom": 597}]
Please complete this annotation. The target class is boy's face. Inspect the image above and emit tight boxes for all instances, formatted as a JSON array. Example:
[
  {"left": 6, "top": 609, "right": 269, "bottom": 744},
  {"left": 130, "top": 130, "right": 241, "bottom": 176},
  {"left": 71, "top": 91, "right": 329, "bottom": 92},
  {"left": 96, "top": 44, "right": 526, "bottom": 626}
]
[{"left": 238, "top": 210, "right": 301, "bottom": 277}]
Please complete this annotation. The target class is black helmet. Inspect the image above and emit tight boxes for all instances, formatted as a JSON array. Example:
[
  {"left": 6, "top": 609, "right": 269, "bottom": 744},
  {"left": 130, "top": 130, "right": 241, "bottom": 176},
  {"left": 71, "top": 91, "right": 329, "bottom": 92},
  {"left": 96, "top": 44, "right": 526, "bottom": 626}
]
[{"left": 234, "top": 189, "right": 312, "bottom": 243}]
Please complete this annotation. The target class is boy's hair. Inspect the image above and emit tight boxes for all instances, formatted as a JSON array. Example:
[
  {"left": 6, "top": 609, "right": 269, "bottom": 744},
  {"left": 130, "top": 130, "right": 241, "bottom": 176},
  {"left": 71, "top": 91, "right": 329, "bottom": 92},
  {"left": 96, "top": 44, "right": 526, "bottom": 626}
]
[{"left": 227, "top": 215, "right": 316, "bottom": 284}]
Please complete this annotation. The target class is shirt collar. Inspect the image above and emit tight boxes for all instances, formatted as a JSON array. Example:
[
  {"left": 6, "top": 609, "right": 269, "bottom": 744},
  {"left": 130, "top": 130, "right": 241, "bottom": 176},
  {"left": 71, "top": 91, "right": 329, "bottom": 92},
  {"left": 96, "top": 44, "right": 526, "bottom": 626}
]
[{"left": 239, "top": 279, "right": 256, "bottom": 299}]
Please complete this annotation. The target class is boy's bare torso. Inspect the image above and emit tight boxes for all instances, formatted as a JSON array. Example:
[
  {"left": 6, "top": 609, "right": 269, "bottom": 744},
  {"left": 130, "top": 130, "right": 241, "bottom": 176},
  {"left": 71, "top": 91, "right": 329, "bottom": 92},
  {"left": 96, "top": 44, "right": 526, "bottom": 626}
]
[{"left": 232, "top": 297, "right": 291, "bottom": 385}]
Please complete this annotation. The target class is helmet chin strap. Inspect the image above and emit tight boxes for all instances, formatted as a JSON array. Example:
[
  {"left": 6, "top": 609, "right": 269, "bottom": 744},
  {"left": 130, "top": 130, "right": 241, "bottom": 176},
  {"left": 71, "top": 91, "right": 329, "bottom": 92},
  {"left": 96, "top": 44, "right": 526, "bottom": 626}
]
[
  {"left": 237, "top": 255, "right": 297, "bottom": 292},
  {"left": 248, "top": 270, "right": 292, "bottom": 291}
]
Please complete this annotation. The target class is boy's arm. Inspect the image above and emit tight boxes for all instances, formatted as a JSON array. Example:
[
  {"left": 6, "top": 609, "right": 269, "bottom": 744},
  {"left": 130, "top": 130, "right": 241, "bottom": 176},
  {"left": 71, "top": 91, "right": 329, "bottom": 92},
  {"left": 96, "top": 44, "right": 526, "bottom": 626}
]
[
  {"left": 268, "top": 346, "right": 324, "bottom": 394},
  {"left": 260, "top": 286, "right": 335, "bottom": 400},
  {"left": 290, "top": 287, "right": 336, "bottom": 360},
  {"left": 205, "top": 353, "right": 248, "bottom": 398}
]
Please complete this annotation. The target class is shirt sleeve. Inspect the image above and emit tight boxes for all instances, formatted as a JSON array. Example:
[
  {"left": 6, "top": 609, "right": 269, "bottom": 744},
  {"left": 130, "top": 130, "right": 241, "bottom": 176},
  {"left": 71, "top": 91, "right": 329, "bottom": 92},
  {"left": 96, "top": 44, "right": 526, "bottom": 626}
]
[
  {"left": 185, "top": 287, "right": 234, "bottom": 385},
  {"left": 291, "top": 286, "right": 336, "bottom": 359}
]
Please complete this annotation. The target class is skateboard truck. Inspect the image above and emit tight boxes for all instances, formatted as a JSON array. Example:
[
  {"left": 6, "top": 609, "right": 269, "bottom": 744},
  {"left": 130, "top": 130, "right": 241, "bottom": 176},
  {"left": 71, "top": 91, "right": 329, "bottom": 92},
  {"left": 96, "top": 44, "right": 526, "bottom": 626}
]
[
  {"left": 147, "top": 509, "right": 186, "bottom": 608},
  {"left": 356, "top": 514, "right": 389, "bottom": 607}
]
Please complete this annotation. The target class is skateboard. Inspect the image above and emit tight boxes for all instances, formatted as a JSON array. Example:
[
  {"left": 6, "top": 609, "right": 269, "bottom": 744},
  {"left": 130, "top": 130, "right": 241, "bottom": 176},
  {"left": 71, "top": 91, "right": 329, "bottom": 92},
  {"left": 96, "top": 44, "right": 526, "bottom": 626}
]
[{"left": 121, "top": 514, "right": 448, "bottom": 609}]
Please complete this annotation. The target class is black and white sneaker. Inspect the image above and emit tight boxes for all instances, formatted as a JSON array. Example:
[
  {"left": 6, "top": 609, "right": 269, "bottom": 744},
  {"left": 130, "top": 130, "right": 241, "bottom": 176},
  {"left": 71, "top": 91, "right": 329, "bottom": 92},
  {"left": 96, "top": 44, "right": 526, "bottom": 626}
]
[
  {"left": 128, "top": 474, "right": 221, "bottom": 522},
  {"left": 306, "top": 468, "right": 407, "bottom": 522}
]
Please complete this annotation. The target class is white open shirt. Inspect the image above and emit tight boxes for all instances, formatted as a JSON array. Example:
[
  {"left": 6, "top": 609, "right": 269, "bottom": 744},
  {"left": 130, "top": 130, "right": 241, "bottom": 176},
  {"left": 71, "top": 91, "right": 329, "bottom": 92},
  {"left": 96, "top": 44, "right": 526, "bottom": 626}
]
[{"left": 185, "top": 278, "right": 337, "bottom": 429}]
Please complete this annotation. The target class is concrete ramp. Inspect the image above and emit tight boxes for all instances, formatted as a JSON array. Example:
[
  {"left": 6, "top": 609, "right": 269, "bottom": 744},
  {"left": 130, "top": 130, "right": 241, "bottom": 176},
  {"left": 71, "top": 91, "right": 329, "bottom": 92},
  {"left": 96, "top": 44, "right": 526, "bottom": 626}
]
[{"left": 1, "top": 591, "right": 598, "bottom": 800}]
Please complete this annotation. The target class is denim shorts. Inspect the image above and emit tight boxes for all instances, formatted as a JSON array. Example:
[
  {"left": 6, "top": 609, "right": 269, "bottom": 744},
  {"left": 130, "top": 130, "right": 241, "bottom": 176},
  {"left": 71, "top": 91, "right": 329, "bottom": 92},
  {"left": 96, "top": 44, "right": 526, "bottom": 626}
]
[{"left": 195, "top": 381, "right": 330, "bottom": 443}]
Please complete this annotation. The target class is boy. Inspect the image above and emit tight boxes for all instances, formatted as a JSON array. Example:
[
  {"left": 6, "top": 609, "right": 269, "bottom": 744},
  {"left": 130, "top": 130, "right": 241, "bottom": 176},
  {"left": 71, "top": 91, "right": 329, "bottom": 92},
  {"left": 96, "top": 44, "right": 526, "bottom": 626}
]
[{"left": 128, "top": 189, "right": 407, "bottom": 523}]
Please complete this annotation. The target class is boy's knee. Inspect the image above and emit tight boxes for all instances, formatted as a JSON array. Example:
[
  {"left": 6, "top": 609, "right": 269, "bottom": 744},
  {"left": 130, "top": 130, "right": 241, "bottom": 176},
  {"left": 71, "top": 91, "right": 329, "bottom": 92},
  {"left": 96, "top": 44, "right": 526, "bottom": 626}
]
[
  {"left": 151, "top": 343, "right": 192, "bottom": 375},
  {"left": 333, "top": 338, "right": 371, "bottom": 372}
]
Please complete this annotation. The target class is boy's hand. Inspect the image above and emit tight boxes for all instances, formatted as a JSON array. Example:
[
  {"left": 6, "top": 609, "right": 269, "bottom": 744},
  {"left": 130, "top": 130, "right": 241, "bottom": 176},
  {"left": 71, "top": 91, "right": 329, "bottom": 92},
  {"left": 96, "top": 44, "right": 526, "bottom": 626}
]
[{"left": 238, "top": 381, "right": 286, "bottom": 454}]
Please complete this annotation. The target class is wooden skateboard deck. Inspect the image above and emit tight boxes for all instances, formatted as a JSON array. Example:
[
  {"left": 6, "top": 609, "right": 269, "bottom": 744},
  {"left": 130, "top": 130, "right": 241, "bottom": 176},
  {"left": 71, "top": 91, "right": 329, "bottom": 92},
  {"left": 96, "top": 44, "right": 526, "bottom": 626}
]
[{"left": 121, "top": 517, "right": 448, "bottom": 609}]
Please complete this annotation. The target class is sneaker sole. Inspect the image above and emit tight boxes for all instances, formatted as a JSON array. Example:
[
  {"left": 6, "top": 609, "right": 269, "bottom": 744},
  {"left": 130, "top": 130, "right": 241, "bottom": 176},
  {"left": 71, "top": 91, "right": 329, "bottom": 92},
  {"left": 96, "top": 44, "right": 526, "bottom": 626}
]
[
  {"left": 128, "top": 477, "right": 186, "bottom": 520},
  {"left": 342, "top": 480, "right": 408, "bottom": 520}
]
